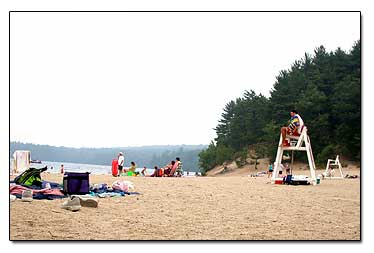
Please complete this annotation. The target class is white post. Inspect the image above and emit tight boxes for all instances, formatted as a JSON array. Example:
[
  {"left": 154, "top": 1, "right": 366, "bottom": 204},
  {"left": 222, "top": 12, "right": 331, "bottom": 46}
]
[
  {"left": 272, "top": 134, "right": 284, "bottom": 183},
  {"left": 305, "top": 134, "right": 316, "bottom": 184},
  {"left": 337, "top": 156, "right": 344, "bottom": 178},
  {"left": 325, "top": 160, "right": 331, "bottom": 177}
]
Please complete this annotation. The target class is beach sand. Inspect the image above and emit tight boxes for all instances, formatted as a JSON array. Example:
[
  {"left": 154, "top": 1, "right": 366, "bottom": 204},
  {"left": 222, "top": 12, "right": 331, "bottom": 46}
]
[{"left": 10, "top": 168, "right": 360, "bottom": 240}]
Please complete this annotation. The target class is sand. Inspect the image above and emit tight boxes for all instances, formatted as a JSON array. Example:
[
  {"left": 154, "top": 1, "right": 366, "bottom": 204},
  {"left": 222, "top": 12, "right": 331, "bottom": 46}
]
[{"left": 9, "top": 169, "right": 360, "bottom": 240}]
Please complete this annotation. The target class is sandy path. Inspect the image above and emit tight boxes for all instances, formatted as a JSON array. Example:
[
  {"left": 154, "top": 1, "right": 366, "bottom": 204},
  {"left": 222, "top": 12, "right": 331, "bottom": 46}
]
[{"left": 10, "top": 172, "right": 360, "bottom": 240}]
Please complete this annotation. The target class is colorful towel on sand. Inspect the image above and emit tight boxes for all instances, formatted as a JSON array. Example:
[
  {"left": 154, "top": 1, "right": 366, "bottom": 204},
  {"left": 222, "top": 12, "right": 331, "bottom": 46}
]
[
  {"left": 9, "top": 180, "right": 63, "bottom": 190},
  {"left": 10, "top": 184, "right": 66, "bottom": 200},
  {"left": 90, "top": 190, "right": 140, "bottom": 198}
]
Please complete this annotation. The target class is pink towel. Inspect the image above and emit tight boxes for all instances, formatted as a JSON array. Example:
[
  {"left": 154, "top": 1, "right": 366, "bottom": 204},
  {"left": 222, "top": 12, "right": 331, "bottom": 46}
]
[{"left": 9, "top": 184, "right": 64, "bottom": 196}]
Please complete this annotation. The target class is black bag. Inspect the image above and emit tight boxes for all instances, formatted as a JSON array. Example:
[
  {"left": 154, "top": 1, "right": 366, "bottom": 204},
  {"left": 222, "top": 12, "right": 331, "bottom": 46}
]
[{"left": 63, "top": 172, "right": 90, "bottom": 194}]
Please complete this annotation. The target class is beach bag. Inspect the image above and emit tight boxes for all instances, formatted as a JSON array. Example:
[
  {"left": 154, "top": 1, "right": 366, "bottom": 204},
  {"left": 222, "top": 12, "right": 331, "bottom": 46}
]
[
  {"left": 112, "top": 180, "right": 134, "bottom": 192},
  {"left": 14, "top": 166, "right": 47, "bottom": 187},
  {"left": 63, "top": 172, "right": 90, "bottom": 194}
]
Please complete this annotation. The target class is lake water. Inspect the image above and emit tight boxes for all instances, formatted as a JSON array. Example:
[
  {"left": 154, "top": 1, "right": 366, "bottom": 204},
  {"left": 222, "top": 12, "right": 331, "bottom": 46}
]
[{"left": 23, "top": 160, "right": 196, "bottom": 176}]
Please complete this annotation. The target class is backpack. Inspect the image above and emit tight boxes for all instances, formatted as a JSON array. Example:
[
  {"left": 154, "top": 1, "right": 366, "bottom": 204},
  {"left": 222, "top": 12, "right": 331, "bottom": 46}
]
[{"left": 14, "top": 166, "right": 47, "bottom": 187}]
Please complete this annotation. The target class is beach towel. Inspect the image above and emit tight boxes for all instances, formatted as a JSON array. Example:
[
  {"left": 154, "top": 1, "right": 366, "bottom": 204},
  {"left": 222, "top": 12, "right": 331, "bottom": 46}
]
[
  {"left": 10, "top": 184, "right": 66, "bottom": 200},
  {"left": 97, "top": 192, "right": 125, "bottom": 198},
  {"left": 169, "top": 162, "right": 179, "bottom": 176}
]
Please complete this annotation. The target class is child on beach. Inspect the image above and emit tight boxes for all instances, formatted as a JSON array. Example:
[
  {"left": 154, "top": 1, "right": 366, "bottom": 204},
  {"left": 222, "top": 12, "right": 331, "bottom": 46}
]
[
  {"left": 267, "top": 162, "right": 273, "bottom": 178},
  {"left": 141, "top": 167, "right": 147, "bottom": 176}
]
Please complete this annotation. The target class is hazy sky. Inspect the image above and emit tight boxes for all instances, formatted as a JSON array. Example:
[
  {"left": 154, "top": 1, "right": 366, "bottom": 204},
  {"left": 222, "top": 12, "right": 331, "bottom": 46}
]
[{"left": 10, "top": 12, "right": 360, "bottom": 148}]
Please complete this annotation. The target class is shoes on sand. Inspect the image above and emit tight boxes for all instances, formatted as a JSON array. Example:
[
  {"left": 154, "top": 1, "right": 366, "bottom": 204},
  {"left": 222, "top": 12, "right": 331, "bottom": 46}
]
[
  {"left": 61, "top": 197, "right": 81, "bottom": 212},
  {"left": 72, "top": 195, "right": 99, "bottom": 208},
  {"left": 10, "top": 194, "right": 17, "bottom": 202},
  {"left": 21, "top": 190, "right": 33, "bottom": 202},
  {"left": 61, "top": 195, "right": 99, "bottom": 212}
]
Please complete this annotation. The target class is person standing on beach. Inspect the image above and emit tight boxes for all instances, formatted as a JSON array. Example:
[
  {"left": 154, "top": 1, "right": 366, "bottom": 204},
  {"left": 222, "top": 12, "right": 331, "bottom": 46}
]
[
  {"left": 267, "top": 162, "right": 273, "bottom": 178},
  {"left": 60, "top": 164, "right": 64, "bottom": 174},
  {"left": 175, "top": 157, "right": 183, "bottom": 177},
  {"left": 118, "top": 152, "right": 124, "bottom": 176}
]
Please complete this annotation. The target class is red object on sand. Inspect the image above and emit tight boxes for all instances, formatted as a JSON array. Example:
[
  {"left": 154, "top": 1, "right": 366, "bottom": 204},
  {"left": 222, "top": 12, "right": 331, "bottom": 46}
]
[
  {"left": 274, "top": 179, "right": 284, "bottom": 184},
  {"left": 112, "top": 159, "right": 118, "bottom": 177}
]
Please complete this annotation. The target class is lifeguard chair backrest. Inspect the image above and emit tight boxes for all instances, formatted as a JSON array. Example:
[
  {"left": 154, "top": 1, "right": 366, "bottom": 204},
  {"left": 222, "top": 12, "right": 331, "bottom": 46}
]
[
  {"left": 335, "top": 155, "right": 340, "bottom": 164},
  {"left": 295, "top": 126, "right": 308, "bottom": 148}
]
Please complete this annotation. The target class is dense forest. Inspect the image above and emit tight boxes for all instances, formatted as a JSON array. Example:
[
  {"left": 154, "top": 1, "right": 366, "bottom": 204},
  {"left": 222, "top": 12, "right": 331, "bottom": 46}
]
[
  {"left": 10, "top": 142, "right": 206, "bottom": 172},
  {"left": 199, "top": 40, "right": 360, "bottom": 174}
]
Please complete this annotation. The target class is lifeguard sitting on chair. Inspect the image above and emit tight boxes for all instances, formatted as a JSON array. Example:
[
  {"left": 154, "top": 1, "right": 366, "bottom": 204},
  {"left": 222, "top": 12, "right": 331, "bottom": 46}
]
[{"left": 280, "top": 110, "right": 304, "bottom": 147}]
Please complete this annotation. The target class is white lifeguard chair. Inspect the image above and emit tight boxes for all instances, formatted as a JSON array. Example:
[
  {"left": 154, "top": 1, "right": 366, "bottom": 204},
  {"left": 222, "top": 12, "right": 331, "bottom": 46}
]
[
  {"left": 323, "top": 155, "right": 344, "bottom": 179},
  {"left": 271, "top": 126, "right": 317, "bottom": 185}
]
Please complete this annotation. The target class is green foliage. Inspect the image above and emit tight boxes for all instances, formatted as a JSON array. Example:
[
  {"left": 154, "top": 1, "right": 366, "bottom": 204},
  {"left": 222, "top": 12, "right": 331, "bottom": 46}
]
[
  {"left": 317, "top": 144, "right": 338, "bottom": 165},
  {"left": 199, "top": 40, "right": 360, "bottom": 172},
  {"left": 198, "top": 142, "right": 218, "bottom": 173},
  {"left": 215, "top": 145, "right": 235, "bottom": 165},
  {"left": 198, "top": 142, "right": 234, "bottom": 173}
]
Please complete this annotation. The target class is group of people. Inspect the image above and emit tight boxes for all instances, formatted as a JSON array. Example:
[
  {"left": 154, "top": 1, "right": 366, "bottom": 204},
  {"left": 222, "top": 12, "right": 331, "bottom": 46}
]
[
  {"left": 148, "top": 157, "right": 183, "bottom": 177},
  {"left": 114, "top": 152, "right": 183, "bottom": 177},
  {"left": 116, "top": 152, "right": 138, "bottom": 176}
]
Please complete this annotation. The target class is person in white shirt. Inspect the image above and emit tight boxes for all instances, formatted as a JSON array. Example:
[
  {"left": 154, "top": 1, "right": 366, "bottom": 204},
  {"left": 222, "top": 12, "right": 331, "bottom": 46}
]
[{"left": 118, "top": 152, "right": 124, "bottom": 176}]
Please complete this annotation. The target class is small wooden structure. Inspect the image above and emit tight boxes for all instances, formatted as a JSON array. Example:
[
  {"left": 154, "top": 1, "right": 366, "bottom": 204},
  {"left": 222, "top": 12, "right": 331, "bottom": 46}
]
[{"left": 323, "top": 155, "right": 344, "bottom": 179}]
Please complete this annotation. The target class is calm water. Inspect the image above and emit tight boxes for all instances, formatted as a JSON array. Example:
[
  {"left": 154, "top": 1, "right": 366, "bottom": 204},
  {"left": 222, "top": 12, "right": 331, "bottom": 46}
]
[{"left": 23, "top": 160, "right": 196, "bottom": 176}]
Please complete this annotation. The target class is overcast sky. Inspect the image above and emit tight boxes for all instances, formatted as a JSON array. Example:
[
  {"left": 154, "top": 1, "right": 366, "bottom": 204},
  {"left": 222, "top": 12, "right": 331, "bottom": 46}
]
[{"left": 10, "top": 12, "right": 360, "bottom": 148}]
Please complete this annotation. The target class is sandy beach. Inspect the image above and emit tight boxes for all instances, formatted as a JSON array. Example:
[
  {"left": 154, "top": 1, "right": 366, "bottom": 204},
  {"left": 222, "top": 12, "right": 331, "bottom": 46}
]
[{"left": 10, "top": 167, "right": 360, "bottom": 240}]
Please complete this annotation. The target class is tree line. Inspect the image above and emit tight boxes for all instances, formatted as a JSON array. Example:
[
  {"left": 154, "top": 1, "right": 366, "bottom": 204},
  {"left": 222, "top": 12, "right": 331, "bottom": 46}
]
[{"left": 199, "top": 40, "right": 360, "bottom": 174}]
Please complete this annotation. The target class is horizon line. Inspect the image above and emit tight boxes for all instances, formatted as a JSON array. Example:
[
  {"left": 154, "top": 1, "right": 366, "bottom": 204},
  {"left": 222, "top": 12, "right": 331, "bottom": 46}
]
[{"left": 10, "top": 141, "right": 209, "bottom": 149}]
